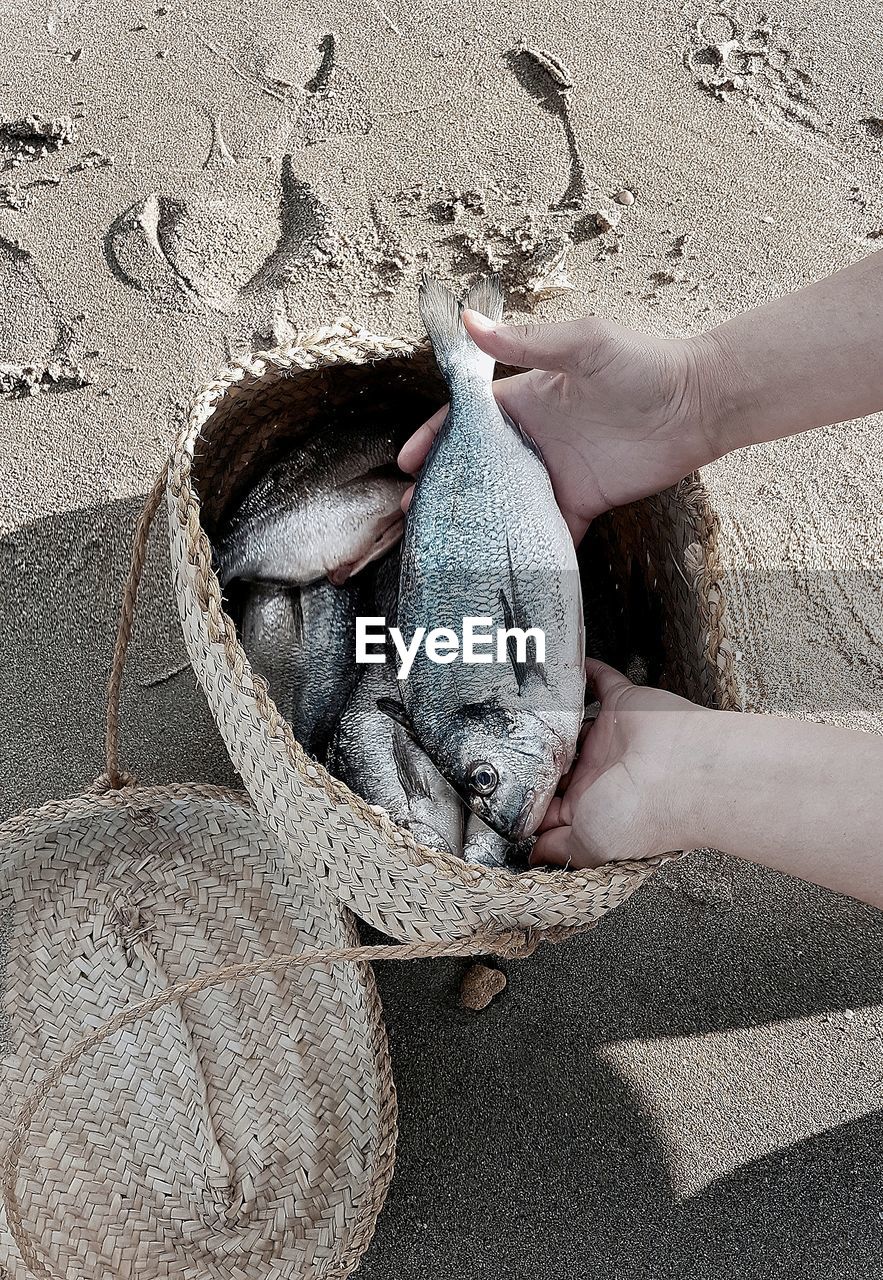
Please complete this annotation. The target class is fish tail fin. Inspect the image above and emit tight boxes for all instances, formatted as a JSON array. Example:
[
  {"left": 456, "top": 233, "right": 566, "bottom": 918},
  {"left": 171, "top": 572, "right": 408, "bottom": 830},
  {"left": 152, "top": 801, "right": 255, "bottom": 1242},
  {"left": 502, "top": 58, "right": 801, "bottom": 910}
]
[
  {"left": 419, "top": 274, "right": 503, "bottom": 383},
  {"left": 462, "top": 274, "right": 504, "bottom": 326}
]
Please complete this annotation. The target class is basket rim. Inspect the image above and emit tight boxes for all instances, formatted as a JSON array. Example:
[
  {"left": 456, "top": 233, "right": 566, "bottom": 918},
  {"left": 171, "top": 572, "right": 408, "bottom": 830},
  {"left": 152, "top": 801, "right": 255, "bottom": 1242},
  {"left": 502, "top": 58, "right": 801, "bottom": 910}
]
[
  {"left": 164, "top": 321, "right": 737, "bottom": 896},
  {"left": 0, "top": 778, "right": 399, "bottom": 1280},
  {"left": 0, "top": 781, "right": 252, "bottom": 841}
]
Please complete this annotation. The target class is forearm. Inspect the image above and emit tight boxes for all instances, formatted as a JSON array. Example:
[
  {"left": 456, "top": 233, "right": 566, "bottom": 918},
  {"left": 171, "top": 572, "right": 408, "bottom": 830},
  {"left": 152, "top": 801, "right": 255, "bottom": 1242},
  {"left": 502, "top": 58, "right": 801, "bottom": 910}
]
[
  {"left": 685, "top": 710, "right": 883, "bottom": 907},
  {"left": 691, "top": 249, "right": 883, "bottom": 455}
]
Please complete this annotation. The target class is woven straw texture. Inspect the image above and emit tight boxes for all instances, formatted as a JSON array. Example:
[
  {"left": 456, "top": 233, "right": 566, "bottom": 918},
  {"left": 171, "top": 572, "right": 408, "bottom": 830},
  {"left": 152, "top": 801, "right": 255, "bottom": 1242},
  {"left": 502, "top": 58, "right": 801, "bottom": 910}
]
[
  {"left": 165, "top": 321, "right": 741, "bottom": 944},
  {"left": 0, "top": 784, "right": 397, "bottom": 1280}
]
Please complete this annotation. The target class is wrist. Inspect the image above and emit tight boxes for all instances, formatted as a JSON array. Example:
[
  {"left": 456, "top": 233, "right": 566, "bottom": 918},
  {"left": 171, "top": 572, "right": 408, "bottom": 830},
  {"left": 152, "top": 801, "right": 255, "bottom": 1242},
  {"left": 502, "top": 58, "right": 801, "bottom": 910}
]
[
  {"left": 661, "top": 703, "right": 732, "bottom": 852},
  {"left": 684, "top": 327, "right": 760, "bottom": 461}
]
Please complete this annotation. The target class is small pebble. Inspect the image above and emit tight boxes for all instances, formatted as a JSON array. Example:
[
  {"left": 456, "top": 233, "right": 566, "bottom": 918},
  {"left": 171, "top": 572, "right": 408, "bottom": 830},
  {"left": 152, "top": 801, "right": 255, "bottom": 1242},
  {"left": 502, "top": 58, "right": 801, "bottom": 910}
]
[
  {"left": 459, "top": 962, "right": 507, "bottom": 1011},
  {"left": 615, "top": 189, "right": 635, "bottom": 206}
]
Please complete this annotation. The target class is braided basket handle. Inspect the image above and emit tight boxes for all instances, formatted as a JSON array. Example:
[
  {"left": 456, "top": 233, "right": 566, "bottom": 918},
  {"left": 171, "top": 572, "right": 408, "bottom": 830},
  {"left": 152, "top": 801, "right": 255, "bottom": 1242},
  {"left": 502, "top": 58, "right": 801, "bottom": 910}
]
[{"left": 99, "top": 465, "right": 169, "bottom": 791}]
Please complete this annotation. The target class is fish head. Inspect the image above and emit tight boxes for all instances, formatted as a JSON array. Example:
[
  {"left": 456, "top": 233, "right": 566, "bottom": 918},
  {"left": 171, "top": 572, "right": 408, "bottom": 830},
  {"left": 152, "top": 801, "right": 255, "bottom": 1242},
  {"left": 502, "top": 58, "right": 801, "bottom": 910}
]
[
  {"left": 406, "top": 816, "right": 460, "bottom": 858},
  {"left": 439, "top": 702, "right": 571, "bottom": 840}
]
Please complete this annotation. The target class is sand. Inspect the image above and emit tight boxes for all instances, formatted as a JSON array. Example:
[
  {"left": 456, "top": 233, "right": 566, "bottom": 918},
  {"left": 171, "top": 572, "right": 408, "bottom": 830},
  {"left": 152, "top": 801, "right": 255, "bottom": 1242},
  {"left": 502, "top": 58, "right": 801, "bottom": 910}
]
[{"left": 2, "top": 0, "right": 883, "bottom": 1274}]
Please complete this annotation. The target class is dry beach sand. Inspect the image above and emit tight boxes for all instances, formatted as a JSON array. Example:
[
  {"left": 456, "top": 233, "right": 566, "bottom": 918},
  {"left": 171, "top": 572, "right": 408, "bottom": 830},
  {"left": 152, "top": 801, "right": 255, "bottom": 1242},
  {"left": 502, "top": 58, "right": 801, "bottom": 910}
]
[{"left": 2, "top": 0, "right": 883, "bottom": 1275}]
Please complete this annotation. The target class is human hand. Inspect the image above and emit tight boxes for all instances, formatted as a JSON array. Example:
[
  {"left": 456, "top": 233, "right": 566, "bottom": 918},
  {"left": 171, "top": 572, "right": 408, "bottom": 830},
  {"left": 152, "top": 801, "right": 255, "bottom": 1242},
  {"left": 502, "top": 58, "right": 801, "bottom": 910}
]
[
  {"left": 399, "top": 311, "right": 723, "bottom": 543},
  {"left": 532, "top": 659, "right": 710, "bottom": 868}
]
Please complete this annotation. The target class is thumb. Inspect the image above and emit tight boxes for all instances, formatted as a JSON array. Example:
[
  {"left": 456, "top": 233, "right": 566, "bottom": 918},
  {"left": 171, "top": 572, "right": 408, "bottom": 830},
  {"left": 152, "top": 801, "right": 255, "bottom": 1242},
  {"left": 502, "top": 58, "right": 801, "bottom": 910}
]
[
  {"left": 463, "top": 311, "right": 593, "bottom": 372},
  {"left": 585, "top": 657, "right": 633, "bottom": 702},
  {"left": 530, "top": 824, "right": 573, "bottom": 866}
]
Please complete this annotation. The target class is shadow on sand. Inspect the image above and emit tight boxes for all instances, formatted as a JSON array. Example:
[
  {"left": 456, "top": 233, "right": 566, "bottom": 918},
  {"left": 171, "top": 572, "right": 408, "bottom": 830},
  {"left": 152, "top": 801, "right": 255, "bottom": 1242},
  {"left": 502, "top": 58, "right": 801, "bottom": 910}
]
[
  {"left": 358, "top": 863, "right": 883, "bottom": 1279},
  {"left": 3, "top": 500, "right": 882, "bottom": 1279}
]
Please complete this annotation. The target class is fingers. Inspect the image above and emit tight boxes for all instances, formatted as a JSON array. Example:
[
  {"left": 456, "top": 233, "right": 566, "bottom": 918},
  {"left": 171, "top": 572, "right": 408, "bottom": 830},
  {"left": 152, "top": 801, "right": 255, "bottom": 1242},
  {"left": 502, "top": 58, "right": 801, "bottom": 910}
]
[
  {"left": 531, "top": 825, "right": 606, "bottom": 870},
  {"left": 585, "top": 657, "right": 632, "bottom": 702},
  {"left": 463, "top": 311, "right": 592, "bottom": 372},
  {"left": 530, "top": 824, "right": 574, "bottom": 866},
  {"left": 537, "top": 795, "right": 564, "bottom": 832},
  {"left": 397, "top": 404, "right": 447, "bottom": 474},
  {"left": 401, "top": 483, "right": 414, "bottom": 513}
]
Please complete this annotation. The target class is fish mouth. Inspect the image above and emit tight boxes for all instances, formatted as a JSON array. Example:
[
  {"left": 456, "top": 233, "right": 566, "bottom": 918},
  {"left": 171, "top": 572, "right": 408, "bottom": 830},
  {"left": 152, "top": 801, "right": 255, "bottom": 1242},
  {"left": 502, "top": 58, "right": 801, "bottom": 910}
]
[
  {"left": 326, "top": 511, "right": 405, "bottom": 585},
  {"left": 464, "top": 788, "right": 539, "bottom": 842},
  {"left": 406, "top": 819, "right": 453, "bottom": 856},
  {"left": 512, "top": 790, "right": 541, "bottom": 840}
]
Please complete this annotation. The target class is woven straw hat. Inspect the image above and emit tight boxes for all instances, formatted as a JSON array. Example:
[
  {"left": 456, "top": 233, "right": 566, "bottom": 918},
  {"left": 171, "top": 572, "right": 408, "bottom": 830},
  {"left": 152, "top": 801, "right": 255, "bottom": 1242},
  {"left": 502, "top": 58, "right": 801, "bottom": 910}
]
[
  {"left": 163, "top": 321, "right": 740, "bottom": 944},
  {"left": 0, "top": 777, "right": 399, "bottom": 1279}
]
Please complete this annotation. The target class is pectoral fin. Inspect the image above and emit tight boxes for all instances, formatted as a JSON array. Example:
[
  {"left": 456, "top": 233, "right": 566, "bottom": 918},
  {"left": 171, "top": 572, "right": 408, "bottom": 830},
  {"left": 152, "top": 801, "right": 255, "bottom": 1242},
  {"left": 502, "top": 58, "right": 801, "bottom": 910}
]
[
  {"left": 391, "top": 724, "right": 433, "bottom": 801},
  {"left": 376, "top": 696, "right": 415, "bottom": 733},
  {"left": 498, "top": 587, "right": 526, "bottom": 692},
  {"left": 499, "top": 535, "right": 547, "bottom": 691},
  {"left": 290, "top": 588, "right": 306, "bottom": 642}
]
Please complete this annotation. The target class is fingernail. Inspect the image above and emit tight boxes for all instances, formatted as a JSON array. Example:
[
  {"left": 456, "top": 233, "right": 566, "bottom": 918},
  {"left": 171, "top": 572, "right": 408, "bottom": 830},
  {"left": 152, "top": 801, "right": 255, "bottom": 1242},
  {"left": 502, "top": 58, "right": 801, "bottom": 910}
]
[{"left": 463, "top": 308, "right": 495, "bottom": 333}]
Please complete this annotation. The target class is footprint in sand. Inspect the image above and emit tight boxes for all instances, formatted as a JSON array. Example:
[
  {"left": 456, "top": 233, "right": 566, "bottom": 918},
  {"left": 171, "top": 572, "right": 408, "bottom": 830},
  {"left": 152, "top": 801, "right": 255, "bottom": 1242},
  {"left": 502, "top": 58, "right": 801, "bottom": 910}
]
[
  {"left": 0, "top": 237, "right": 88, "bottom": 396},
  {"left": 683, "top": 6, "right": 827, "bottom": 138},
  {"left": 505, "top": 46, "right": 590, "bottom": 212},
  {"left": 294, "top": 34, "right": 373, "bottom": 147},
  {"left": 239, "top": 161, "right": 332, "bottom": 294},
  {"left": 105, "top": 188, "right": 282, "bottom": 315},
  {"left": 105, "top": 155, "right": 334, "bottom": 320},
  {"left": 104, "top": 33, "right": 362, "bottom": 320},
  {"left": 435, "top": 45, "right": 628, "bottom": 305},
  {"left": 260, "top": 32, "right": 373, "bottom": 148}
]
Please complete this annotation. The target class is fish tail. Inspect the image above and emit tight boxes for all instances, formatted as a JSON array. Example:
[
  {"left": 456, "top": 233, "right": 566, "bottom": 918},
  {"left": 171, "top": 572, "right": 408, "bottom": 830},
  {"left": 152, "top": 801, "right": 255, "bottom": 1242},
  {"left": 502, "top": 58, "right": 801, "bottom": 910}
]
[
  {"left": 462, "top": 275, "right": 504, "bottom": 326},
  {"left": 419, "top": 274, "right": 503, "bottom": 383}
]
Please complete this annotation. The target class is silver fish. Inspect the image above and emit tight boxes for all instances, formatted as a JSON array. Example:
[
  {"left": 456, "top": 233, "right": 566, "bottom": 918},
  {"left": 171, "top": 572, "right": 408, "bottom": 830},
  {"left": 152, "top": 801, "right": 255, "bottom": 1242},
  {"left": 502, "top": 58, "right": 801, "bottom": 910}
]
[
  {"left": 373, "top": 545, "right": 401, "bottom": 625},
  {"left": 216, "top": 424, "right": 408, "bottom": 587},
  {"left": 463, "top": 811, "right": 531, "bottom": 871},
  {"left": 329, "top": 662, "right": 464, "bottom": 857},
  {"left": 391, "top": 275, "right": 585, "bottom": 840},
  {"left": 240, "top": 578, "right": 360, "bottom": 759}
]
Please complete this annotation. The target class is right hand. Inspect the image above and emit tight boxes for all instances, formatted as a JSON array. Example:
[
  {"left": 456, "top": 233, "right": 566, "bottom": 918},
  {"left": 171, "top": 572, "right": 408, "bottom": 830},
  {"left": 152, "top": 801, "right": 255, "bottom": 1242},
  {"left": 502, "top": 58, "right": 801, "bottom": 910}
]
[
  {"left": 532, "top": 659, "right": 710, "bottom": 867},
  {"left": 399, "top": 311, "right": 723, "bottom": 543}
]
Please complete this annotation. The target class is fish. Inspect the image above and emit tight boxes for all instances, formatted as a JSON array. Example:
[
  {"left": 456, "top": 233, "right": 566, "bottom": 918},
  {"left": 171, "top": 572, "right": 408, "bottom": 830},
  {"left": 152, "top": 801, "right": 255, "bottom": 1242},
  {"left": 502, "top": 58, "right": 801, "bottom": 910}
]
[
  {"left": 240, "top": 577, "right": 361, "bottom": 759},
  {"left": 328, "top": 661, "right": 464, "bottom": 858},
  {"left": 463, "top": 811, "right": 532, "bottom": 871},
  {"left": 215, "top": 423, "right": 408, "bottom": 587},
  {"left": 372, "top": 545, "right": 401, "bottom": 626},
  {"left": 387, "top": 274, "right": 586, "bottom": 840}
]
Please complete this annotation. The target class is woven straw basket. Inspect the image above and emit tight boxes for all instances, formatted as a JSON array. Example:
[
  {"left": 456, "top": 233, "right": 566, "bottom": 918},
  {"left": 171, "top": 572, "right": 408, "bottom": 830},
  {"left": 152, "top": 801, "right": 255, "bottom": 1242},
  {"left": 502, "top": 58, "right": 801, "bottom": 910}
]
[
  {"left": 163, "top": 320, "right": 740, "bottom": 945},
  {"left": 0, "top": 781, "right": 402, "bottom": 1280}
]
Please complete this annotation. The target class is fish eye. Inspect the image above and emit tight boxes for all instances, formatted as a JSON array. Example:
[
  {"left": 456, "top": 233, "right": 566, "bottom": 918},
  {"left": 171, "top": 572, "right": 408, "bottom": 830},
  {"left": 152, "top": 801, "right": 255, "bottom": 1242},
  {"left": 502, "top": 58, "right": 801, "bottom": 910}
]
[{"left": 468, "top": 762, "right": 499, "bottom": 796}]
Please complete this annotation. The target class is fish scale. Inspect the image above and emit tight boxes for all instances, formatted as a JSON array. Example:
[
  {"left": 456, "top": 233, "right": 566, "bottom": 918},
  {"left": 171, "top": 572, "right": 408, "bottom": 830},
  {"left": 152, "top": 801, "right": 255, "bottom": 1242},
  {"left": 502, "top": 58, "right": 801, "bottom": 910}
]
[{"left": 240, "top": 579, "right": 361, "bottom": 760}]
